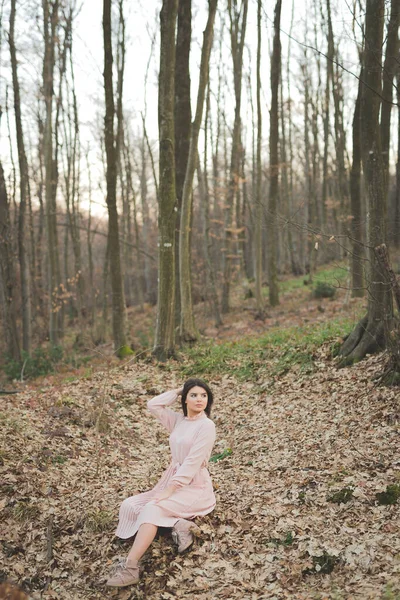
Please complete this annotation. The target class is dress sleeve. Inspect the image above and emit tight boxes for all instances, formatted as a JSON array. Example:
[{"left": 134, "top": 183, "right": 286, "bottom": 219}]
[
  {"left": 147, "top": 390, "right": 180, "bottom": 433},
  {"left": 170, "top": 420, "right": 216, "bottom": 488}
]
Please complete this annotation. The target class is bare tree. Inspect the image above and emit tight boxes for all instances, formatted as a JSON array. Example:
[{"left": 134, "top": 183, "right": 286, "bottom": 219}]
[
  {"left": 254, "top": 0, "right": 263, "bottom": 316},
  {"left": 9, "top": 0, "right": 32, "bottom": 354},
  {"left": 221, "top": 0, "right": 248, "bottom": 313},
  {"left": 179, "top": 0, "right": 218, "bottom": 343},
  {"left": 103, "top": 0, "right": 128, "bottom": 354},
  {"left": 267, "top": 0, "right": 282, "bottom": 306},
  {"left": 0, "top": 155, "right": 21, "bottom": 362},
  {"left": 339, "top": 0, "right": 391, "bottom": 364},
  {"left": 43, "top": 0, "right": 62, "bottom": 345},
  {"left": 153, "top": 0, "right": 179, "bottom": 360},
  {"left": 174, "top": 0, "right": 192, "bottom": 330}
]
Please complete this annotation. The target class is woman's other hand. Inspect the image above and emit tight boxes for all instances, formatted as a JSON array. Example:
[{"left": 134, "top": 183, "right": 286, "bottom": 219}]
[
  {"left": 174, "top": 387, "right": 183, "bottom": 396},
  {"left": 154, "top": 485, "right": 176, "bottom": 503}
]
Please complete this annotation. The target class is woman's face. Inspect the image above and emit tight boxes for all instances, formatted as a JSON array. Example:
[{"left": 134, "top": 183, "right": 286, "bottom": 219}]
[{"left": 185, "top": 386, "right": 208, "bottom": 416}]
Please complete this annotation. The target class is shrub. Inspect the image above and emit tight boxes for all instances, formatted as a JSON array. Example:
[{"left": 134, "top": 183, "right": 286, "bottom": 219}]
[
  {"left": 376, "top": 484, "right": 400, "bottom": 505},
  {"left": 4, "top": 345, "right": 63, "bottom": 380},
  {"left": 327, "top": 487, "right": 354, "bottom": 504},
  {"left": 313, "top": 281, "right": 336, "bottom": 299}
]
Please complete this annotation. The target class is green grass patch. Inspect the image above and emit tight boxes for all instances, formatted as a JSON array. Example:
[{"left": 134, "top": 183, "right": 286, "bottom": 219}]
[
  {"left": 182, "top": 317, "right": 356, "bottom": 381},
  {"left": 376, "top": 484, "right": 400, "bottom": 505},
  {"left": 262, "top": 263, "right": 349, "bottom": 296},
  {"left": 210, "top": 448, "right": 232, "bottom": 463},
  {"left": 85, "top": 509, "right": 114, "bottom": 533}
]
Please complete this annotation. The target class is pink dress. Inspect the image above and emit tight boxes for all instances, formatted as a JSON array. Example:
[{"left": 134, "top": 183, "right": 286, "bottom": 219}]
[{"left": 115, "top": 390, "right": 216, "bottom": 539}]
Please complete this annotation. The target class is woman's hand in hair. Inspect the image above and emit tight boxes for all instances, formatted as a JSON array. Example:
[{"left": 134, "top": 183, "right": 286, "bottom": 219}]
[{"left": 174, "top": 387, "right": 183, "bottom": 396}]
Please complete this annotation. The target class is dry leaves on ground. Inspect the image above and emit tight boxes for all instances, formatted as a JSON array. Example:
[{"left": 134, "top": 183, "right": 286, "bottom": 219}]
[{"left": 1, "top": 350, "right": 399, "bottom": 600}]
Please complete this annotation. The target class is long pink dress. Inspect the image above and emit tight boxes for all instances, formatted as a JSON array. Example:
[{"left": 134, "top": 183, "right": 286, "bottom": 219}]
[{"left": 115, "top": 390, "right": 216, "bottom": 539}]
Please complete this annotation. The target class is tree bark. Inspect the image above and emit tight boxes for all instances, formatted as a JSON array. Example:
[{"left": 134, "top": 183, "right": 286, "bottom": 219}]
[
  {"left": 380, "top": 0, "right": 399, "bottom": 198},
  {"left": 0, "top": 157, "right": 21, "bottom": 362},
  {"left": 254, "top": 0, "right": 264, "bottom": 316},
  {"left": 174, "top": 0, "right": 192, "bottom": 331},
  {"left": 179, "top": 0, "right": 217, "bottom": 343},
  {"left": 201, "top": 81, "right": 222, "bottom": 327},
  {"left": 43, "top": 0, "right": 61, "bottom": 345},
  {"left": 222, "top": 0, "right": 248, "bottom": 313},
  {"left": 9, "top": 0, "right": 32, "bottom": 354},
  {"left": 395, "top": 65, "right": 400, "bottom": 249},
  {"left": 339, "top": 0, "right": 392, "bottom": 364},
  {"left": 349, "top": 73, "right": 365, "bottom": 298},
  {"left": 153, "top": 0, "right": 179, "bottom": 360},
  {"left": 103, "top": 0, "right": 127, "bottom": 354},
  {"left": 267, "top": 0, "right": 281, "bottom": 306}
]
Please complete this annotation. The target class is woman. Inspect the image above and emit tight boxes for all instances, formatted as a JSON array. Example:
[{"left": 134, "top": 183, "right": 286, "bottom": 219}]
[{"left": 106, "top": 378, "right": 216, "bottom": 588}]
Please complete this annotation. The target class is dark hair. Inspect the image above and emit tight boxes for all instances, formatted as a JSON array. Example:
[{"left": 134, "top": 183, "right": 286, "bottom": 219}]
[{"left": 181, "top": 378, "right": 214, "bottom": 417}]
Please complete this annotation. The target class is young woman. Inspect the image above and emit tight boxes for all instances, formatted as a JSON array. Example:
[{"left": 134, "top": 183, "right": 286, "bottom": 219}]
[{"left": 106, "top": 378, "right": 216, "bottom": 588}]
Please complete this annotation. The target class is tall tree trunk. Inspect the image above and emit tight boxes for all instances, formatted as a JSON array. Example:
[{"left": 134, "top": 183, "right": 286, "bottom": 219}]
[
  {"left": 267, "top": 0, "right": 281, "bottom": 306},
  {"left": 395, "top": 66, "right": 400, "bottom": 249},
  {"left": 350, "top": 73, "right": 365, "bottom": 298},
  {"left": 69, "top": 29, "right": 85, "bottom": 320},
  {"left": 380, "top": 0, "right": 399, "bottom": 199},
  {"left": 174, "top": 0, "right": 192, "bottom": 332},
  {"left": 153, "top": 0, "right": 179, "bottom": 360},
  {"left": 139, "top": 122, "right": 153, "bottom": 302},
  {"left": 321, "top": 0, "right": 333, "bottom": 231},
  {"left": 43, "top": 0, "right": 61, "bottom": 345},
  {"left": 179, "top": 0, "right": 217, "bottom": 343},
  {"left": 9, "top": 0, "right": 31, "bottom": 354},
  {"left": 254, "top": 0, "right": 264, "bottom": 316},
  {"left": 44, "top": 1, "right": 60, "bottom": 334},
  {"left": 103, "top": 0, "right": 127, "bottom": 354},
  {"left": 222, "top": 0, "right": 248, "bottom": 313},
  {"left": 339, "top": 0, "right": 391, "bottom": 364},
  {"left": 201, "top": 79, "right": 222, "bottom": 327},
  {"left": 0, "top": 157, "right": 21, "bottom": 362},
  {"left": 85, "top": 149, "right": 96, "bottom": 328}
]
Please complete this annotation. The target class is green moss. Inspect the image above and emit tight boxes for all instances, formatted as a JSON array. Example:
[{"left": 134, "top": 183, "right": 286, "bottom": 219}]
[
  {"left": 376, "top": 484, "right": 400, "bottom": 506},
  {"left": 117, "top": 345, "right": 134, "bottom": 359},
  {"left": 327, "top": 487, "right": 354, "bottom": 504}
]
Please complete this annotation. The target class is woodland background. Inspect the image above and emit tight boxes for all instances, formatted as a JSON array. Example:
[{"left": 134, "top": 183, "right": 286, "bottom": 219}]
[{"left": 1, "top": 0, "right": 400, "bottom": 598}]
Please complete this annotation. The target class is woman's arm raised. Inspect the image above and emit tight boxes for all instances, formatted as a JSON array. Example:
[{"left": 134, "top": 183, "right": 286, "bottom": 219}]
[{"left": 147, "top": 388, "right": 183, "bottom": 432}]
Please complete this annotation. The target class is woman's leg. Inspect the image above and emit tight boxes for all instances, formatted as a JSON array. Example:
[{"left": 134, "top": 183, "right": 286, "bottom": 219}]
[{"left": 127, "top": 523, "right": 158, "bottom": 564}]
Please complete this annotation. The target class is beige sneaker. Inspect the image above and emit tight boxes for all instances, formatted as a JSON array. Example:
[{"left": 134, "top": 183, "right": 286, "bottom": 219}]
[
  {"left": 172, "top": 519, "right": 200, "bottom": 553},
  {"left": 105, "top": 558, "right": 140, "bottom": 587}
]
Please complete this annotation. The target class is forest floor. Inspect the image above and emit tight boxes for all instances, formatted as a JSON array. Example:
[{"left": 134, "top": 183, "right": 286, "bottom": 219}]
[{"left": 1, "top": 262, "right": 400, "bottom": 600}]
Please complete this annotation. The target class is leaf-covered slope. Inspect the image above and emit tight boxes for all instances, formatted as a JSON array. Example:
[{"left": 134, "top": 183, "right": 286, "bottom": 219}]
[{"left": 1, "top": 353, "right": 399, "bottom": 599}]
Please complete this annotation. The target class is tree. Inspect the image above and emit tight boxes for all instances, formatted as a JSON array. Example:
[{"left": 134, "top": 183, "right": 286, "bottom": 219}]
[
  {"left": 103, "top": 0, "right": 128, "bottom": 354},
  {"left": 349, "top": 73, "right": 365, "bottom": 298},
  {"left": 43, "top": 0, "right": 62, "bottom": 345},
  {"left": 153, "top": 0, "right": 179, "bottom": 360},
  {"left": 221, "top": 0, "right": 248, "bottom": 314},
  {"left": 267, "top": 0, "right": 282, "bottom": 306},
  {"left": 339, "top": 0, "right": 392, "bottom": 364},
  {"left": 174, "top": 0, "right": 192, "bottom": 331},
  {"left": 179, "top": 0, "right": 218, "bottom": 343},
  {"left": 0, "top": 156, "right": 20, "bottom": 362},
  {"left": 254, "top": 0, "right": 263, "bottom": 316},
  {"left": 9, "top": 0, "right": 32, "bottom": 354}
]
